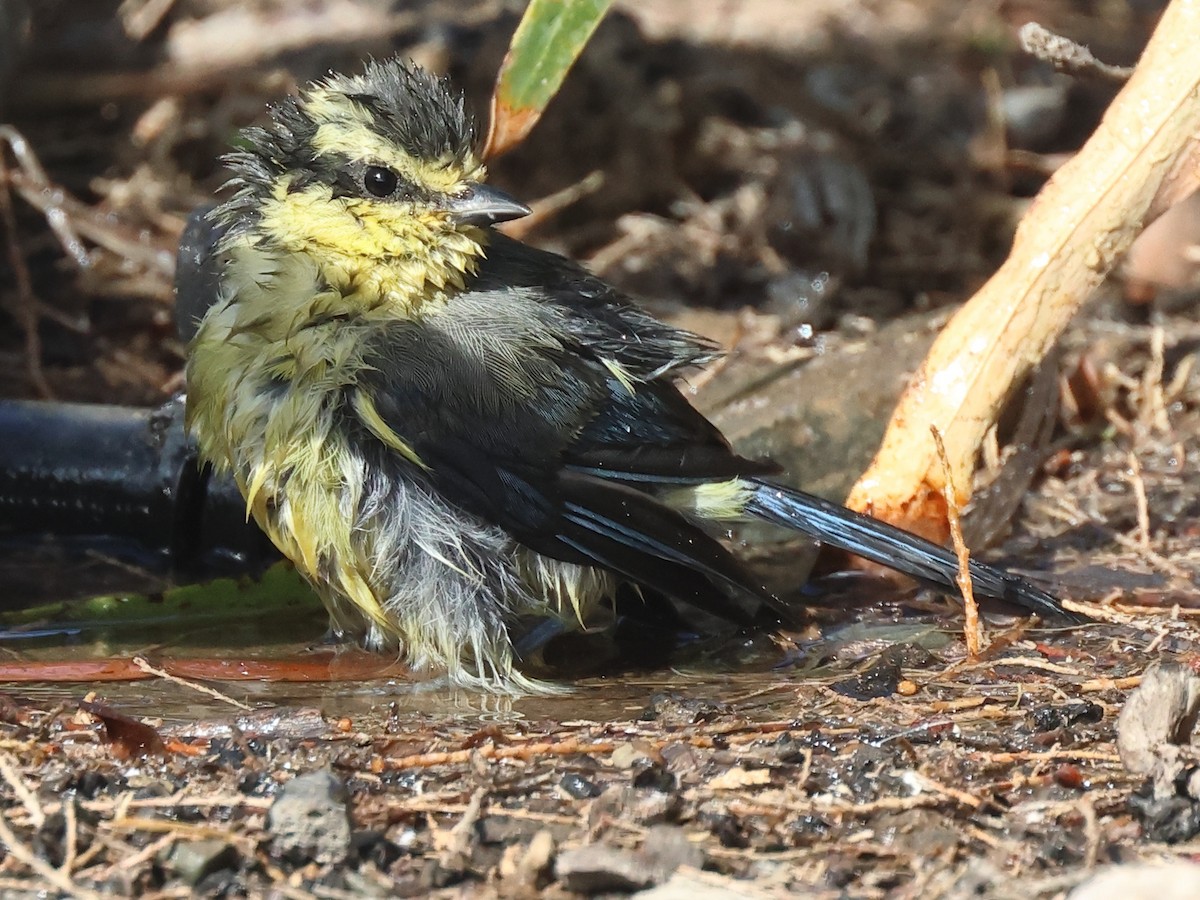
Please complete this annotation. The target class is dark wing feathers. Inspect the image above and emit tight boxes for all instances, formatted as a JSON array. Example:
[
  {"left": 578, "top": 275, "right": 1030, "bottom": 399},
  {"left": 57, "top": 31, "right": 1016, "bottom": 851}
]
[
  {"left": 565, "top": 382, "right": 779, "bottom": 484},
  {"left": 361, "top": 238, "right": 776, "bottom": 624}
]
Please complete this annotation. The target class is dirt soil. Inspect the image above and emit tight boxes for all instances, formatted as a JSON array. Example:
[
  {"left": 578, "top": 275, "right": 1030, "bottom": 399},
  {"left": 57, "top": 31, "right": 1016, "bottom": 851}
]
[{"left": 3, "top": 0, "right": 1200, "bottom": 897}]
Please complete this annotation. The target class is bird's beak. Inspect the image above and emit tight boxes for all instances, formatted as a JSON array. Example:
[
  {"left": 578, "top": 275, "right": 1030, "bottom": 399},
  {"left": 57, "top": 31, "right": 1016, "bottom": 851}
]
[{"left": 446, "top": 183, "right": 531, "bottom": 227}]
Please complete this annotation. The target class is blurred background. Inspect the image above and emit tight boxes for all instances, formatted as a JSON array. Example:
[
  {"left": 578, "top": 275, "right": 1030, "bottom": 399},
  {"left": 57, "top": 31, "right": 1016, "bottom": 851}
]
[{"left": 0, "top": 0, "right": 1181, "bottom": 407}]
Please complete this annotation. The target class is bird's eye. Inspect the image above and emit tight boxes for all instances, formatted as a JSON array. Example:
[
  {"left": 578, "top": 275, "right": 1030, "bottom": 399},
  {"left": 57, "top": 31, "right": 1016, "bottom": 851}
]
[{"left": 363, "top": 165, "right": 399, "bottom": 198}]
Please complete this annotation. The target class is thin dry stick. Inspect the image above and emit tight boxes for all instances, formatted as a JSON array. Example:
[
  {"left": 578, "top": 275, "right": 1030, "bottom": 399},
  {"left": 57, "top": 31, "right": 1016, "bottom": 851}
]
[
  {"left": 913, "top": 773, "right": 983, "bottom": 810},
  {"left": 973, "top": 749, "right": 1122, "bottom": 764},
  {"left": 434, "top": 787, "right": 486, "bottom": 872},
  {"left": 0, "top": 813, "right": 103, "bottom": 900},
  {"left": 501, "top": 170, "right": 605, "bottom": 239},
  {"left": 1018, "top": 22, "right": 1134, "bottom": 83},
  {"left": 1127, "top": 451, "right": 1151, "bottom": 550},
  {"left": 64, "top": 835, "right": 105, "bottom": 873},
  {"left": 0, "top": 127, "right": 89, "bottom": 265},
  {"left": 116, "top": 834, "right": 177, "bottom": 871},
  {"left": 0, "top": 753, "right": 44, "bottom": 828},
  {"left": 1108, "top": 531, "right": 1190, "bottom": 580},
  {"left": 0, "top": 136, "right": 53, "bottom": 398},
  {"left": 8, "top": 173, "right": 172, "bottom": 274},
  {"left": 957, "top": 656, "right": 1081, "bottom": 676},
  {"left": 110, "top": 816, "right": 249, "bottom": 843},
  {"left": 119, "top": 0, "right": 179, "bottom": 41},
  {"left": 61, "top": 798, "right": 77, "bottom": 876},
  {"left": 1140, "top": 325, "right": 1171, "bottom": 433},
  {"left": 1078, "top": 675, "right": 1142, "bottom": 692},
  {"left": 729, "top": 791, "right": 953, "bottom": 820},
  {"left": 1079, "top": 794, "right": 1102, "bottom": 868},
  {"left": 0, "top": 878, "right": 75, "bottom": 894},
  {"left": 383, "top": 737, "right": 618, "bottom": 770},
  {"left": 377, "top": 799, "right": 577, "bottom": 826},
  {"left": 79, "top": 793, "right": 272, "bottom": 815},
  {"left": 131, "top": 656, "right": 252, "bottom": 711},
  {"left": 931, "top": 425, "right": 982, "bottom": 657},
  {"left": 794, "top": 746, "right": 813, "bottom": 793}
]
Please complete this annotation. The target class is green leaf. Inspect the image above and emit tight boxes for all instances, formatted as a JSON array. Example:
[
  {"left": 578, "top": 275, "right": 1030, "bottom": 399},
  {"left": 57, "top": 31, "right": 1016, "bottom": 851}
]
[{"left": 484, "top": 0, "right": 612, "bottom": 159}]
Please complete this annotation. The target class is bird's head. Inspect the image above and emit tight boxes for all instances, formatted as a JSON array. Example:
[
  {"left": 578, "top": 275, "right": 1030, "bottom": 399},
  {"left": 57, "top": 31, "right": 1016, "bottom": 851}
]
[{"left": 213, "top": 58, "right": 528, "bottom": 303}]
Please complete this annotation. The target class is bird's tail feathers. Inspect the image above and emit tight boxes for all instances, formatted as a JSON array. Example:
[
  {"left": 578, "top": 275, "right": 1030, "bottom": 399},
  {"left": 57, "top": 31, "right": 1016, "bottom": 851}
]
[{"left": 743, "top": 479, "right": 1075, "bottom": 621}]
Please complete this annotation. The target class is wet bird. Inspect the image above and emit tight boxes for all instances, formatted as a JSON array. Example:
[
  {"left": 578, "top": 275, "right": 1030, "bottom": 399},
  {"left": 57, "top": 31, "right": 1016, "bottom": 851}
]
[{"left": 182, "top": 58, "right": 1071, "bottom": 692}]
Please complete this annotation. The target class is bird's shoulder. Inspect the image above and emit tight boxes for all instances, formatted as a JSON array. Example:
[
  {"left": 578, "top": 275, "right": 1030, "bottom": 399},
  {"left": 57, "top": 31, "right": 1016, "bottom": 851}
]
[{"left": 469, "top": 233, "right": 721, "bottom": 380}]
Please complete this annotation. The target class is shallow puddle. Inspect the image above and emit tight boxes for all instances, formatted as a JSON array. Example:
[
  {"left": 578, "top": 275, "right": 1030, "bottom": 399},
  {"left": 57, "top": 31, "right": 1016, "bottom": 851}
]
[{"left": 0, "top": 581, "right": 1120, "bottom": 731}]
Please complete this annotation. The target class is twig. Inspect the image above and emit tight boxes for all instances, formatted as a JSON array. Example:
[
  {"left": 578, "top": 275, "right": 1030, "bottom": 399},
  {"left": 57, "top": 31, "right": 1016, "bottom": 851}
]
[
  {"left": 956, "top": 656, "right": 1082, "bottom": 676},
  {"left": 500, "top": 170, "right": 605, "bottom": 240},
  {"left": 794, "top": 747, "right": 813, "bottom": 793},
  {"left": 1019, "top": 22, "right": 1134, "bottom": 83},
  {"left": 62, "top": 797, "right": 78, "bottom": 876},
  {"left": 8, "top": 173, "right": 172, "bottom": 275},
  {"left": 729, "top": 791, "right": 953, "bottom": 820},
  {"left": 65, "top": 835, "right": 106, "bottom": 873},
  {"left": 1077, "top": 675, "right": 1142, "bottom": 692},
  {"left": 380, "top": 799, "right": 577, "bottom": 827},
  {"left": 116, "top": 833, "right": 176, "bottom": 871},
  {"left": 932, "top": 425, "right": 982, "bottom": 657},
  {"left": 1140, "top": 324, "right": 1171, "bottom": 433},
  {"left": 0, "top": 753, "right": 44, "bottom": 827},
  {"left": 913, "top": 773, "right": 983, "bottom": 810},
  {"left": 1107, "top": 531, "right": 1191, "bottom": 580},
  {"left": 131, "top": 657, "right": 253, "bottom": 711},
  {"left": 382, "top": 737, "right": 617, "bottom": 770},
  {"left": 79, "top": 792, "right": 272, "bottom": 815},
  {"left": 110, "top": 815, "right": 247, "bottom": 843},
  {"left": 80, "top": 832, "right": 175, "bottom": 884},
  {"left": 0, "top": 812, "right": 103, "bottom": 900},
  {"left": 434, "top": 787, "right": 486, "bottom": 872},
  {"left": 1079, "top": 794, "right": 1102, "bottom": 868},
  {"left": 0, "top": 130, "right": 53, "bottom": 397},
  {"left": 118, "top": 0, "right": 178, "bottom": 40},
  {"left": 707, "top": 842, "right": 899, "bottom": 863},
  {"left": 1127, "top": 451, "right": 1151, "bottom": 550},
  {"left": 0, "top": 126, "right": 90, "bottom": 265},
  {"left": 971, "top": 749, "right": 1122, "bottom": 764},
  {"left": 929, "top": 696, "right": 988, "bottom": 713},
  {"left": 1061, "top": 596, "right": 1138, "bottom": 624}
]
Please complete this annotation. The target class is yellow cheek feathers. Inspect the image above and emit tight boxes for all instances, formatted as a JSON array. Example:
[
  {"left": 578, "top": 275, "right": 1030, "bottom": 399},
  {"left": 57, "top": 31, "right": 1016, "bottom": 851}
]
[{"left": 255, "top": 181, "right": 486, "bottom": 315}]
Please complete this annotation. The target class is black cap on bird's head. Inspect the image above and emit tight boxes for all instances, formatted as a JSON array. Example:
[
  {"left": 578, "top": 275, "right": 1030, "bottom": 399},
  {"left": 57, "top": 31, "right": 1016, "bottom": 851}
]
[
  {"left": 325, "top": 58, "right": 478, "bottom": 165},
  {"left": 214, "top": 58, "right": 529, "bottom": 240}
]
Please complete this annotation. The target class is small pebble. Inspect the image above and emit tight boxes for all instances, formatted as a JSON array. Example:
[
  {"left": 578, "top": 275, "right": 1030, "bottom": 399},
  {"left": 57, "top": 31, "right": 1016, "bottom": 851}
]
[{"left": 266, "top": 770, "right": 352, "bottom": 865}]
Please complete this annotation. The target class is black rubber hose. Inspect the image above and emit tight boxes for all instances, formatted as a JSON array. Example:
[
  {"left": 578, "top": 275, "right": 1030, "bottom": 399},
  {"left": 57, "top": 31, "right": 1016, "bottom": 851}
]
[{"left": 0, "top": 397, "right": 278, "bottom": 608}]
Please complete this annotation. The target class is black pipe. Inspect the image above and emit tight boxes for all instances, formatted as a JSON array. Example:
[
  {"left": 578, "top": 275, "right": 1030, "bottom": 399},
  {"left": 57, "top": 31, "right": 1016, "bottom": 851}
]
[{"left": 0, "top": 397, "right": 278, "bottom": 608}]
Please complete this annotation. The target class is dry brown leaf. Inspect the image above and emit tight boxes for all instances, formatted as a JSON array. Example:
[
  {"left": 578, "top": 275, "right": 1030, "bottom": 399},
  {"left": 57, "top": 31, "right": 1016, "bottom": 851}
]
[{"left": 81, "top": 700, "right": 168, "bottom": 760}]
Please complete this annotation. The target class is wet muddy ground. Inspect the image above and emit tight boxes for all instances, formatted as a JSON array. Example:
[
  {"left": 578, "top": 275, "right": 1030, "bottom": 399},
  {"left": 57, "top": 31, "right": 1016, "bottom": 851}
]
[{"left": 2, "top": 0, "right": 1200, "bottom": 896}]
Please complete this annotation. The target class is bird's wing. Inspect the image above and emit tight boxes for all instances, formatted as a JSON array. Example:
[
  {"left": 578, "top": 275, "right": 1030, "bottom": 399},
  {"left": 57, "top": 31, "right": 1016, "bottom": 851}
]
[
  {"left": 359, "top": 274, "right": 779, "bottom": 624},
  {"left": 474, "top": 234, "right": 780, "bottom": 486}
]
